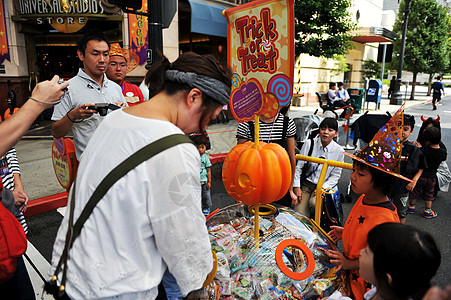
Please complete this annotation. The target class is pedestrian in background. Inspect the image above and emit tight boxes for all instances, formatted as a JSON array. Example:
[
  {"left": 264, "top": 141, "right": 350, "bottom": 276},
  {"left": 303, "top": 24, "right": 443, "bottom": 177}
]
[
  {"left": 431, "top": 76, "right": 445, "bottom": 110},
  {"left": 0, "top": 147, "right": 29, "bottom": 234},
  {"left": 409, "top": 126, "right": 447, "bottom": 219},
  {"left": 190, "top": 134, "right": 212, "bottom": 216},
  {"left": 388, "top": 76, "right": 396, "bottom": 99}
]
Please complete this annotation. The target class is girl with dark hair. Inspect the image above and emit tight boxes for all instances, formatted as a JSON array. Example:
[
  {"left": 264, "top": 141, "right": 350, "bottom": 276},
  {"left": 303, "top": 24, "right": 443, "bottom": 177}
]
[
  {"left": 49, "top": 52, "right": 232, "bottom": 299},
  {"left": 326, "top": 223, "right": 441, "bottom": 300}
]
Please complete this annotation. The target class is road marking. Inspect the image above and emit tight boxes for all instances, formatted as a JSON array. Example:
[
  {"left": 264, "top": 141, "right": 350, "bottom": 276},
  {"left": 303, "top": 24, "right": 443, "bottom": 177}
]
[
  {"left": 26, "top": 208, "right": 66, "bottom": 299},
  {"left": 25, "top": 241, "right": 53, "bottom": 299}
]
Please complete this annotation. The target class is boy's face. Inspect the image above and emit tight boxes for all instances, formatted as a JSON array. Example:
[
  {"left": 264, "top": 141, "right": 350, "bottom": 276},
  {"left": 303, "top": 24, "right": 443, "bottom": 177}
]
[
  {"left": 402, "top": 125, "right": 413, "bottom": 141},
  {"left": 319, "top": 127, "right": 338, "bottom": 146},
  {"left": 350, "top": 164, "right": 374, "bottom": 195},
  {"left": 197, "top": 144, "right": 207, "bottom": 155}
]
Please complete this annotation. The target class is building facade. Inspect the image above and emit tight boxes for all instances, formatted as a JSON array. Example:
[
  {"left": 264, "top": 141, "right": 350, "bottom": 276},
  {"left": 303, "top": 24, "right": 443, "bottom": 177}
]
[{"left": 0, "top": 0, "right": 241, "bottom": 118}]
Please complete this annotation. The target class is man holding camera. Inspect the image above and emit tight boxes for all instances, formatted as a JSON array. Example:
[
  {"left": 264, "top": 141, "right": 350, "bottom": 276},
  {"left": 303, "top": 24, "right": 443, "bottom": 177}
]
[{"left": 52, "top": 31, "right": 126, "bottom": 160}]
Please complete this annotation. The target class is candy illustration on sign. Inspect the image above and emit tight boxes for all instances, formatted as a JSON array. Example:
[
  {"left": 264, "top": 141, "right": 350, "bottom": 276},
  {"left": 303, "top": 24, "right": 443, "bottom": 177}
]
[
  {"left": 231, "top": 73, "right": 242, "bottom": 90},
  {"left": 267, "top": 73, "right": 293, "bottom": 106},
  {"left": 260, "top": 93, "right": 279, "bottom": 118}
]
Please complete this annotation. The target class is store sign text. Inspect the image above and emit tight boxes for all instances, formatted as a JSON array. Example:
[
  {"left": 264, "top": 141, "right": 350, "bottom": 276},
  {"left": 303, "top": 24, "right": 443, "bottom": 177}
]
[
  {"left": 17, "top": 0, "right": 104, "bottom": 15},
  {"left": 37, "top": 16, "right": 85, "bottom": 25}
]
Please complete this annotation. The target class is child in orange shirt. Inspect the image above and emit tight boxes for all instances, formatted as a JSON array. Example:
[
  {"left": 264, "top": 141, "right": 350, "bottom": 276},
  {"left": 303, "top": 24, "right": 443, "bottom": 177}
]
[{"left": 327, "top": 106, "right": 410, "bottom": 300}]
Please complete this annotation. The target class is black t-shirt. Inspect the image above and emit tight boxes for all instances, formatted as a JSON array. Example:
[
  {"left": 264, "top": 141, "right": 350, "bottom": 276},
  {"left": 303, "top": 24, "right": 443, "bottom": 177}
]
[
  {"left": 391, "top": 140, "right": 427, "bottom": 192},
  {"left": 421, "top": 146, "right": 447, "bottom": 178}
]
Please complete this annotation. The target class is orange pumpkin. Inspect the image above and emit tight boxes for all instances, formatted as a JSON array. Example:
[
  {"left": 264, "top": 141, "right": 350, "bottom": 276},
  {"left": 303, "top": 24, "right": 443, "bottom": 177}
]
[{"left": 222, "top": 141, "right": 292, "bottom": 205}]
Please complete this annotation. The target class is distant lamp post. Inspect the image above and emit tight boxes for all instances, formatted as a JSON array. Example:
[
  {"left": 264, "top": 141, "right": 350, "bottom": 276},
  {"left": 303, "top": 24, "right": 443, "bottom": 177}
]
[{"left": 390, "top": 0, "right": 411, "bottom": 105}]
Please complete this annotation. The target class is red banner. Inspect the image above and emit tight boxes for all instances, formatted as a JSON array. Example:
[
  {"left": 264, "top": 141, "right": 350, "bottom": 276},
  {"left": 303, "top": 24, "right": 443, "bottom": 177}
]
[
  {"left": 0, "top": 0, "right": 10, "bottom": 65},
  {"left": 128, "top": 0, "right": 148, "bottom": 66}
]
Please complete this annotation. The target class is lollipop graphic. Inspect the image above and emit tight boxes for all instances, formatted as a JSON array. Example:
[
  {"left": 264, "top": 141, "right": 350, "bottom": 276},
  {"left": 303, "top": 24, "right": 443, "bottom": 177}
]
[
  {"left": 267, "top": 74, "right": 293, "bottom": 106},
  {"left": 260, "top": 39, "right": 272, "bottom": 54},
  {"left": 231, "top": 73, "right": 242, "bottom": 90}
]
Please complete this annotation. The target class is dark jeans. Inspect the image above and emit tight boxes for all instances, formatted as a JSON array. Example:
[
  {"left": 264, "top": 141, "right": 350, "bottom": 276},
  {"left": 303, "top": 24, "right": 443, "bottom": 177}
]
[
  {"left": 201, "top": 183, "right": 212, "bottom": 209},
  {"left": 0, "top": 256, "right": 35, "bottom": 300},
  {"left": 334, "top": 100, "right": 356, "bottom": 117},
  {"left": 432, "top": 92, "right": 441, "bottom": 105}
]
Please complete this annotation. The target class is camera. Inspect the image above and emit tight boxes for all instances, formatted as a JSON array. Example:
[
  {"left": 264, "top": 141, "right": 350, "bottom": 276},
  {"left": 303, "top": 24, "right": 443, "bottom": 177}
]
[
  {"left": 87, "top": 103, "right": 109, "bottom": 116},
  {"left": 58, "top": 78, "right": 68, "bottom": 92},
  {"left": 87, "top": 103, "right": 121, "bottom": 116}
]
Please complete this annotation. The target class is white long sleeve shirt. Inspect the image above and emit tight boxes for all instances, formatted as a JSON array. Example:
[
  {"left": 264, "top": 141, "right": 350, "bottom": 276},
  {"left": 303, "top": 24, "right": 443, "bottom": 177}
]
[{"left": 293, "top": 136, "right": 344, "bottom": 189}]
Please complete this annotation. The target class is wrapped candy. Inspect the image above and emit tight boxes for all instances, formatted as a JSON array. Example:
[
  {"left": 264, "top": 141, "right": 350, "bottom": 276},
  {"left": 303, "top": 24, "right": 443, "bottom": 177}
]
[{"left": 196, "top": 203, "right": 345, "bottom": 299}]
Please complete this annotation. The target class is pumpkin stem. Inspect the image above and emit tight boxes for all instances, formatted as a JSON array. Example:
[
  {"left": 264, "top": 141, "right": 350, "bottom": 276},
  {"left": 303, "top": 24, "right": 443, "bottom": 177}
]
[
  {"left": 254, "top": 115, "right": 259, "bottom": 146},
  {"left": 254, "top": 204, "right": 260, "bottom": 248}
]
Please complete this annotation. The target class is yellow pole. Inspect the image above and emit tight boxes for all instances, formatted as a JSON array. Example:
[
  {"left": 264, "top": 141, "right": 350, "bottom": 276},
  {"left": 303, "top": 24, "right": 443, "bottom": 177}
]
[
  {"left": 254, "top": 115, "right": 260, "bottom": 247},
  {"left": 255, "top": 115, "right": 260, "bottom": 146},
  {"left": 314, "top": 161, "right": 329, "bottom": 224},
  {"left": 295, "top": 155, "right": 353, "bottom": 225},
  {"left": 254, "top": 204, "right": 260, "bottom": 248}
]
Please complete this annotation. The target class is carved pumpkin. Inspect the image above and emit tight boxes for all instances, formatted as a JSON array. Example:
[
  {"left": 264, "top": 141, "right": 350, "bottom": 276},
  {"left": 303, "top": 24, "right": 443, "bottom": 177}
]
[{"left": 222, "top": 141, "right": 291, "bottom": 205}]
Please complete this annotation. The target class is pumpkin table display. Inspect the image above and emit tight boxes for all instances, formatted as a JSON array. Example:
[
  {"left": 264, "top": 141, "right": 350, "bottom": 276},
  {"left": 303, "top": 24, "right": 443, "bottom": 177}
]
[{"left": 189, "top": 203, "right": 345, "bottom": 299}]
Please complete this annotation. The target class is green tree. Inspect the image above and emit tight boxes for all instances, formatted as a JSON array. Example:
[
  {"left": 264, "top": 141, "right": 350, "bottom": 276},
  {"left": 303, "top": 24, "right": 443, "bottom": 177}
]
[
  {"left": 391, "top": 0, "right": 449, "bottom": 99},
  {"left": 361, "top": 59, "right": 381, "bottom": 80},
  {"left": 294, "top": 0, "right": 355, "bottom": 58}
]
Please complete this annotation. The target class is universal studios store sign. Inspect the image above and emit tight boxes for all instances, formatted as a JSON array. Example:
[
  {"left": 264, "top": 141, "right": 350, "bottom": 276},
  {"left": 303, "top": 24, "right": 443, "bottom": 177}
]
[{"left": 16, "top": 0, "right": 106, "bottom": 33}]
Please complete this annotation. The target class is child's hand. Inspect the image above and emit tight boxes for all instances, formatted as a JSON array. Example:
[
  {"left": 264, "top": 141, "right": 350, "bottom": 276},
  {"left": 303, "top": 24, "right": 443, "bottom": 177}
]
[
  {"left": 406, "top": 179, "right": 417, "bottom": 191},
  {"left": 327, "top": 250, "right": 350, "bottom": 271},
  {"left": 290, "top": 190, "right": 298, "bottom": 206},
  {"left": 328, "top": 226, "right": 344, "bottom": 243},
  {"left": 206, "top": 182, "right": 211, "bottom": 190},
  {"left": 293, "top": 187, "right": 302, "bottom": 203},
  {"left": 13, "top": 189, "right": 29, "bottom": 213}
]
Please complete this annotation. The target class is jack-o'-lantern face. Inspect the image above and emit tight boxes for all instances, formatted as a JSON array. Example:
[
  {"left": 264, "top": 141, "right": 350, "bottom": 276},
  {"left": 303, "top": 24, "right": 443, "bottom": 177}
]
[{"left": 222, "top": 141, "right": 291, "bottom": 205}]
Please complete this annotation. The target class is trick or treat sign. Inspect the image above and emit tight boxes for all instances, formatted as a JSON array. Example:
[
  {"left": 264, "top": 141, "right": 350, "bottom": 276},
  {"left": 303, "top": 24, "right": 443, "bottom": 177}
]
[
  {"left": 52, "top": 138, "right": 78, "bottom": 190},
  {"left": 224, "top": 0, "right": 294, "bottom": 122}
]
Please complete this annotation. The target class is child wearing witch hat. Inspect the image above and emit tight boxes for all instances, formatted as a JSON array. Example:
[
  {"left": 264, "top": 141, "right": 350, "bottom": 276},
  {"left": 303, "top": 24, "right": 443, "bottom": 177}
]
[{"left": 326, "top": 105, "right": 410, "bottom": 300}]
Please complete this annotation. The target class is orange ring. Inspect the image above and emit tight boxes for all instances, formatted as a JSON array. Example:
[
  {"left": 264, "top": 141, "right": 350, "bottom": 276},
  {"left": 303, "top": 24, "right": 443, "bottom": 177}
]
[
  {"left": 202, "top": 250, "right": 218, "bottom": 288},
  {"left": 275, "top": 239, "right": 315, "bottom": 281},
  {"left": 248, "top": 204, "right": 277, "bottom": 216}
]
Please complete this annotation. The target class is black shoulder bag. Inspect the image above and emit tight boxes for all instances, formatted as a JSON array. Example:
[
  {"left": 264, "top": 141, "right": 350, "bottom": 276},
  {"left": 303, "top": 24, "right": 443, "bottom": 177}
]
[{"left": 45, "top": 134, "right": 193, "bottom": 300}]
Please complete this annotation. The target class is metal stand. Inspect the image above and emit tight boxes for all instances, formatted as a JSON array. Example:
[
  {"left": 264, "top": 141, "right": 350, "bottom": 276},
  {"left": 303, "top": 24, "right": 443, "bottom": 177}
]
[{"left": 343, "top": 106, "right": 355, "bottom": 150}]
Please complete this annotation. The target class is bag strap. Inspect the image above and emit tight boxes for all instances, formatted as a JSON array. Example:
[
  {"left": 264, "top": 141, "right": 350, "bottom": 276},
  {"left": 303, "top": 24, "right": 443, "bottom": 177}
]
[
  {"left": 51, "top": 133, "right": 193, "bottom": 293},
  {"left": 300, "top": 136, "right": 315, "bottom": 185},
  {"left": 282, "top": 116, "right": 289, "bottom": 141}
]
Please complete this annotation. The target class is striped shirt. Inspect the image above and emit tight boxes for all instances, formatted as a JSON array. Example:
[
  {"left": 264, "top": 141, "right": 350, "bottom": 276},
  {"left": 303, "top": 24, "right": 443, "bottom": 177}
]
[
  {"left": 1, "top": 148, "right": 28, "bottom": 234},
  {"left": 236, "top": 113, "right": 296, "bottom": 142}
]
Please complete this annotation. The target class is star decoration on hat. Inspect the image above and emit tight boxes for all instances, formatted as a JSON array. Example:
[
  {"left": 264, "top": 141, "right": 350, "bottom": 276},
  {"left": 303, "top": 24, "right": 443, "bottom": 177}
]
[{"left": 345, "top": 104, "right": 412, "bottom": 182}]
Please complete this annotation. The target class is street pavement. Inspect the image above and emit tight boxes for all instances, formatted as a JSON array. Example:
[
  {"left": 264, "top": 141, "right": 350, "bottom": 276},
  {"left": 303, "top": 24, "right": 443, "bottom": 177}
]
[{"left": 15, "top": 85, "right": 450, "bottom": 298}]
